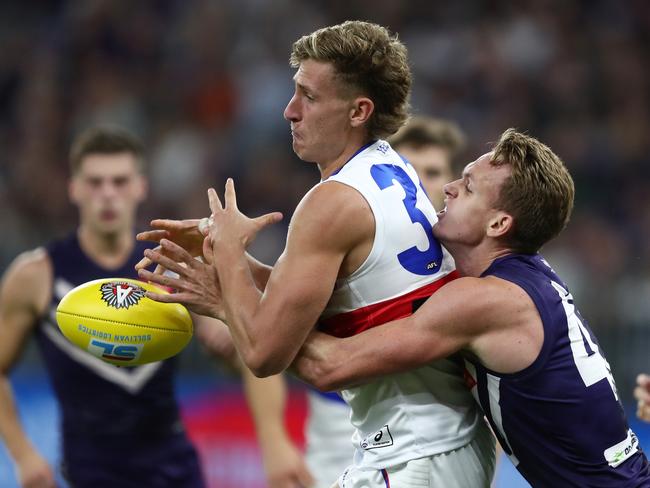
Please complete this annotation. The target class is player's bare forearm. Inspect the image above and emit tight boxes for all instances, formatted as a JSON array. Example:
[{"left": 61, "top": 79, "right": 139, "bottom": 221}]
[
  {"left": 0, "top": 377, "right": 35, "bottom": 460},
  {"left": 214, "top": 246, "right": 268, "bottom": 373},
  {"left": 246, "top": 253, "right": 273, "bottom": 290},
  {"left": 291, "top": 327, "right": 421, "bottom": 391}
]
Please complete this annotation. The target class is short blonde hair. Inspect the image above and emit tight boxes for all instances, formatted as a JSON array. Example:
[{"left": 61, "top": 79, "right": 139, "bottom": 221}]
[
  {"left": 491, "top": 129, "right": 575, "bottom": 253},
  {"left": 290, "top": 21, "right": 411, "bottom": 139}
]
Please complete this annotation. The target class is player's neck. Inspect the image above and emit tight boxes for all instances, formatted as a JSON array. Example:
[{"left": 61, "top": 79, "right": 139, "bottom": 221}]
[
  {"left": 77, "top": 226, "right": 135, "bottom": 270},
  {"left": 318, "top": 135, "right": 374, "bottom": 180},
  {"left": 446, "top": 242, "right": 512, "bottom": 277}
]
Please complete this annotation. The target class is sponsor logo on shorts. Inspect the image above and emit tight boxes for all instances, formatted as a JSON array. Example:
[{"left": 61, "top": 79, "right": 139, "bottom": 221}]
[
  {"left": 100, "top": 281, "right": 145, "bottom": 309},
  {"left": 361, "top": 425, "right": 394, "bottom": 450}
]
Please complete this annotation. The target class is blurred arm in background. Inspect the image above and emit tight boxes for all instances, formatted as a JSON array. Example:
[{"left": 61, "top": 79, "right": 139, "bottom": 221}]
[{"left": 0, "top": 250, "right": 56, "bottom": 488}]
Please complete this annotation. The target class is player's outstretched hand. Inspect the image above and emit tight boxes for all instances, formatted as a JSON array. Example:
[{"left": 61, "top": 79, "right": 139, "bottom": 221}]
[
  {"left": 15, "top": 449, "right": 56, "bottom": 488},
  {"left": 207, "top": 179, "right": 283, "bottom": 255},
  {"left": 137, "top": 239, "right": 225, "bottom": 320},
  {"left": 635, "top": 373, "right": 650, "bottom": 422},
  {"left": 135, "top": 218, "right": 206, "bottom": 270}
]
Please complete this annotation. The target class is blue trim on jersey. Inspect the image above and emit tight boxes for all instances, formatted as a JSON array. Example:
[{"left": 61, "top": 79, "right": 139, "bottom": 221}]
[
  {"left": 311, "top": 388, "right": 347, "bottom": 404},
  {"left": 329, "top": 140, "right": 378, "bottom": 178},
  {"left": 381, "top": 468, "right": 390, "bottom": 487}
]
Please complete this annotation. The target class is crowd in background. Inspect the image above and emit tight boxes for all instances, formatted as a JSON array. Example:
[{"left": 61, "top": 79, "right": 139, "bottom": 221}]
[{"left": 0, "top": 0, "right": 648, "bottom": 394}]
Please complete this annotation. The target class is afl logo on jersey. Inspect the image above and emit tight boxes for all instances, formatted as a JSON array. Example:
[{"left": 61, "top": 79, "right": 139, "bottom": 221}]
[{"left": 100, "top": 281, "right": 145, "bottom": 309}]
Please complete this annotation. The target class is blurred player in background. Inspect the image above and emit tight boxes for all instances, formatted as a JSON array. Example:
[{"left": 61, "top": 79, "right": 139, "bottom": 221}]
[
  {"left": 0, "top": 127, "right": 205, "bottom": 487},
  {"left": 241, "top": 115, "right": 467, "bottom": 488},
  {"left": 293, "top": 129, "right": 650, "bottom": 486},
  {"left": 389, "top": 116, "right": 466, "bottom": 210},
  {"left": 636, "top": 374, "right": 650, "bottom": 422},
  {"left": 139, "top": 21, "right": 495, "bottom": 488}
]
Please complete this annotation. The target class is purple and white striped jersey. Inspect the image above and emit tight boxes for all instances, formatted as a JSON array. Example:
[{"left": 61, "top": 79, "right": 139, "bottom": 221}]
[
  {"left": 464, "top": 253, "right": 650, "bottom": 487},
  {"left": 36, "top": 233, "right": 204, "bottom": 487}
]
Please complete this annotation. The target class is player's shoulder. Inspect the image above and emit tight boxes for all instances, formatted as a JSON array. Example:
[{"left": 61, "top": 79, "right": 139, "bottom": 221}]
[
  {"left": 445, "top": 274, "right": 535, "bottom": 322},
  {"left": 298, "top": 179, "right": 372, "bottom": 224},
  {"left": 289, "top": 181, "right": 373, "bottom": 250},
  {"left": 2, "top": 247, "right": 52, "bottom": 299}
]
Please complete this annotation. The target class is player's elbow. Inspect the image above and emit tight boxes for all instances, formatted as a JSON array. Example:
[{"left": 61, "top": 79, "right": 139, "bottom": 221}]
[
  {"left": 309, "top": 374, "right": 340, "bottom": 392},
  {"left": 244, "top": 350, "right": 290, "bottom": 378}
]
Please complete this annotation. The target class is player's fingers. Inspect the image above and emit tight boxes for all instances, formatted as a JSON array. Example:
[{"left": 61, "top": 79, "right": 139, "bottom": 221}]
[
  {"left": 135, "top": 245, "right": 163, "bottom": 270},
  {"left": 142, "top": 248, "right": 189, "bottom": 276},
  {"left": 254, "top": 211, "right": 283, "bottom": 231},
  {"left": 159, "top": 239, "right": 196, "bottom": 266},
  {"left": 637, "top": 400, "right": 650, "bottom": 421},
  {"left": 225, "top": 178, "right": 237, "bottom": 210},
  {"left": 136, "top": 229, "right": 168, "bottom": 242},
  {"left": 198, "top": 216, "right": 214, "bottom": 236},
  {"left": 208, "top": 188, "right": 223, "bottom": 214},
  {"left": 634, "top": 385, "right": 650, "bottom": 403},
  {"left": 144, "top": 290, "right": 182, "bottom": 303},
  {"left": 636, "top": 373, "right": 650, "bottom": 388},
  {"left": 150, "top": 218, "right": 200, "bottom": 230},
  {"left": 203, "top": 236, "right": 214, "bottom": 264},
  {"left": 135, "top": 256, "right": 152, "bottom": 270},
  {"left": 138, "top": 268, "right": 182, "bottom": 289}
]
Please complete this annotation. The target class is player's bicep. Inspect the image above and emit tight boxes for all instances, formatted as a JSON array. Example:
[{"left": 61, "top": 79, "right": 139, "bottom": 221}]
[
  {"left": 260, "top": 234, "right": 343, "bottom": 340},
  {"left": 254, "top": 187, "right": 365, "bottom": 362}
]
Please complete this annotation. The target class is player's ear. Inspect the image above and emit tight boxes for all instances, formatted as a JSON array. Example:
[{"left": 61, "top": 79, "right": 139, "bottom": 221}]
[
  {"left": 487, "top": 211, "right": 512, "bottom": 238},
  {"left": 349, "top": 96, "right": 374, "bottom": 129}
]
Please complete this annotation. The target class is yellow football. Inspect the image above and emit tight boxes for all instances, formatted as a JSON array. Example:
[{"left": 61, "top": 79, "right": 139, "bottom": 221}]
[{"left": 56, "top": 278, "right": 192, "bottom": 366}]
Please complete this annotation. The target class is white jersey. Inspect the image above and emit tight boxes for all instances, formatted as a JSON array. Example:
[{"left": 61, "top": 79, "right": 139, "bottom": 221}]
[
  {"left": 304, "top": 390, "right": 355, "bottom": 488},
  {"left": 319, "top": 140, "right": 482, "bottom": 469}
]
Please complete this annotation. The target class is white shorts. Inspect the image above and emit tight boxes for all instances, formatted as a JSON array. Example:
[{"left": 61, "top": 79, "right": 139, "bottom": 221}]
[
  {"left": 336, "top": 420, "right": 495, "bottom": 488},
  {"left": 305, "top": 390, "right": 356, "bottom": 488}
]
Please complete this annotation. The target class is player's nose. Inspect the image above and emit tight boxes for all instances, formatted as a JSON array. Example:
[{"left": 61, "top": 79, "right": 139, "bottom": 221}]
[
  {"left": 443, "top": 180, "right": 458, "bottom": 198},
  {"left": 284, "top": 94, "right": 300, "bottom": 121}
]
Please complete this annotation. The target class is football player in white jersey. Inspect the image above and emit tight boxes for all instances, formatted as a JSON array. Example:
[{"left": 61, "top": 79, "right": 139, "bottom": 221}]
[
  {"left": 138, "top": 21, "right": 495, "bottom": 488},
  {"left": 236, "top": 116, "right": 468, "bottom": 488}
]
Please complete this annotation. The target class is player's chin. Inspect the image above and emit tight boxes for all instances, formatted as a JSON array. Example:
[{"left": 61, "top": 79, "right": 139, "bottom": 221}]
[
  {"left": 96, "top": 220, "right": 127, "bottom": 236},
  {"left": 431, "top": 220, "right": 448, "bottom": 241}
]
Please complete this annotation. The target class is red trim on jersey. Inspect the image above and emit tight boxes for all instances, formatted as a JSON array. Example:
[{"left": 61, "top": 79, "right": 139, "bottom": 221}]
[
  {"left": 319, "top": 271, "right": 459, "bottom": 338},
  {"left": 381, "top": 468, "right": 391, "bottom": 487},
  {"left": 463, "top": 367, "right": 477, "bottom": 390}
]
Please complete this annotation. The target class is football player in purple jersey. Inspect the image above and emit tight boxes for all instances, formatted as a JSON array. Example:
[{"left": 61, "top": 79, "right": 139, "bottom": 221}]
[
  {"left": 0, "top": 127, "right": 205, "bottom": 488},
  {"left": 294, "top": 128, "right": 650, "bottom": 487}
]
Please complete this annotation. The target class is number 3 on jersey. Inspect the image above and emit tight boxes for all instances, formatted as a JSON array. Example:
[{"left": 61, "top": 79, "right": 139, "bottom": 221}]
[{"left": 371, "top": 164, "right": 443, "bottom": 275}]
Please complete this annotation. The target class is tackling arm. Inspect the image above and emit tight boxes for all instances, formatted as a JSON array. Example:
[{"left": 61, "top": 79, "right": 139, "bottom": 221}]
[{"left": 292, "top": 276, "right": 530, "bottom": 391}]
